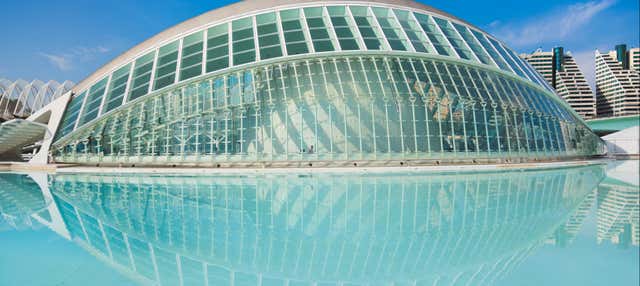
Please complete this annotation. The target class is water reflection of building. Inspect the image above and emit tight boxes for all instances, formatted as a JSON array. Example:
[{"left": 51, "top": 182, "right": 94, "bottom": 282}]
[
  {"left": 0, "top": 172, "right": 71, "bottom": 238},
  {"left": 0, "top": 173, "right": 50, "bottom": 230},
  {"left": 40, "top": 165, "right": 603, "bottom": 285},
  {"left": 546, "top": 160, "right": 639, "bottom": 248},
  {"left": 547, "top": 192, "right": 596, "bottom": 247},
  {"left": 596, "top": 176, "right": 640, "bottom": 247}
]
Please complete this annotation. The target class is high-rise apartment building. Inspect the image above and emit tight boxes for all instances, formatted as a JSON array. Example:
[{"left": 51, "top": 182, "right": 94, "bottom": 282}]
[
  {"left": 521, "top": 47, "right": 597, "bottom": 119},
  {"left": 595, "top": 44, "right": 640, "bottom": 117}
]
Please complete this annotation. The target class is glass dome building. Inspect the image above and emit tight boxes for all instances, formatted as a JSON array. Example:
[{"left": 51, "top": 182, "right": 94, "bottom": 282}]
[{"left": 50, "top": 0, "right": 605, "bottom": 167}]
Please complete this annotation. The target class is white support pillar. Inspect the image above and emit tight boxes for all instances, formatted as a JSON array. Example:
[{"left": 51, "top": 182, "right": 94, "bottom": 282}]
[{"left": 28, "top": 91, "right": 72, "bottom": 165}]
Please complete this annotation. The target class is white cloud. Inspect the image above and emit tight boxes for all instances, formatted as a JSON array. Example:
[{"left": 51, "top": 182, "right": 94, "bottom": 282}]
[
  {"left": 38, "top": 45, "right": 110, "bottom": 71},
  {"left": 39, "top": 52, "right": 73, "bottom": 71},
  {"left": 488, "top": 20, "right": 501, "bottom": 29},
  {"left": 490, "top": 0, "right": 616, "bottom": 48},
  {"left": 71, "top": 46, "right": 111, "bottom": 59}
]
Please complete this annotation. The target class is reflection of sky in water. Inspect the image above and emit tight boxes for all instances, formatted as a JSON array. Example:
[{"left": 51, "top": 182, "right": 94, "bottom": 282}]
[{"left": 0, "top": 162, "right": 637, "bottom": 286}]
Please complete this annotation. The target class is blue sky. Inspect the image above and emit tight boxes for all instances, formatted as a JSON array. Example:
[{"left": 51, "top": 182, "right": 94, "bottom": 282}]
[{"left": 0, "top": 0, "right": 637, "bottom": 88}]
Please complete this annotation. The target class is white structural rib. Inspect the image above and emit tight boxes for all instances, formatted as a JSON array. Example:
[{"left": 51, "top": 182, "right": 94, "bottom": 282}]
[{"left": 0, "top": 79, "right": 74, "bottom": 120}]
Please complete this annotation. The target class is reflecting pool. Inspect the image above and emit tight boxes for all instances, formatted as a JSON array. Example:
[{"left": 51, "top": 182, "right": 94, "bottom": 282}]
[{"left": 1, "top": 162, "right": 638, "bottom": 285}]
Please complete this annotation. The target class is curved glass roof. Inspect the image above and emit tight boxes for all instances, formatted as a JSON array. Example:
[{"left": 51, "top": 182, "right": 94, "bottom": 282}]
[{"left": 60, "top": 1, "right": 556, "bottom": 140}]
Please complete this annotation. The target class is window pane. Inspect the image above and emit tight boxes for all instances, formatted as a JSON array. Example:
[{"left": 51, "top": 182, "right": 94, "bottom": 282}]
[
  {"left": 450, "top": 22, "right": 493, "bottom": 65},
  {"left": 304, "top": 7, "right": 334, "bottom": 52},
  {"left": 256, "top": 12, "right": 283, "bottom": 60},
  {"left": 232, "top": 17, "right": 256, "bottom": 65},
  {"left": 432, "top": 17, "right": 474, "bottom": 60},
  {"left": 153, "top": 40, "right": 179, "bottom": 90},
  {"left": 102, "top": 63, "right": 131, "bottom": 114},
  {"left": 280, "top": 9, "right": 310, "bottom": 55},
  {"left": 371, "top": 7, "right": 410, "bottom": 51},
  {"left": 332, "top": 23, "right": 361, "bottom": 50},
  {"left": 393, "top": 9, "right": 432, "bottom": 53},
  {"left": 180, "top": 31, "right": 203, "bottom": 81},
  {"left": 78, "top": 77, "right": 109, "bottom": 127},
  {"left": 206, "top": 23, "right": 229, "bottom": 73},
  {"left": 350, "top": 6, "right": 384, "bottom": 50},
  {"left": 128, "top": 51, "right": 155, "bottom": 101},
  {"left": 413, "top": 13, "right": 454, "bottom": 56},
  {"left": 54, "top": 91, "right": 86, "bottom": 140},
  {"left": 469, "top": 29, "right": 512, "bottom": 72}
]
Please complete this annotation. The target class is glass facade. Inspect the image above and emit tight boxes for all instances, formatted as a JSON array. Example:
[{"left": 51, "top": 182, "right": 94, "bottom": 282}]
[{"left": 51, "top": 3, "right": 604, "bottom": 165}]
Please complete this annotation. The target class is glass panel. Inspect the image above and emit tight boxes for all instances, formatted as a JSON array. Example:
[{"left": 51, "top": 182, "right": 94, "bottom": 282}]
[
  {"left": 280, "top": 9, "right": 310, "bottom": 55},
  {"left": 179, "top": 31, "right": 203, "bottom": 81},
  {"left": 54, "top": 91, "right": 86, "bottom": 140},
  {"left": 153, "top": 40, "right": 179, "bottom": 90},
  {"left": 469, "top": 29, "right": 512, "bottom": 72},
  {"left": 232, "top": 17, "right": 256, "bottom": 65},
  {"left": 371, "top": 7, "right": 410, "bottom": 51},
  {"left": 206, "top": 23, "right": 229, "bottom": 73},
  {"left": 78, "top": 77, "right": 109, "bottom": 127},
  {"left": 303, "top": 7, "right": 335, "bottom": 52},
  {"left": 486, "top": 37, "right": 527, "bottom": 78},
  {"left": 413, "top": 13, "right": 454, "bottom": 56},
  {"left": 393, "top": 9, "right": 432, "bottom": 53},
  {"left": 102, "top": 63, "right": 131, "bottom": 115},
  {"left": 432, "top": 17, "right": 474, "bottom": 60},
  {"left": 128, "top": 51, "right": 155, "bottom": 102},
  {"left": 327, "top": 6, "right": 360, "bottom": 50},
  {"left": 450, "top": 22, "right": 493, "bottom": 65},
  {"left": 256, "top": 12, "right": 283, "bottom": 60},
  {"left": 349, "top": 6, "right": 385, "bottom": 50}
]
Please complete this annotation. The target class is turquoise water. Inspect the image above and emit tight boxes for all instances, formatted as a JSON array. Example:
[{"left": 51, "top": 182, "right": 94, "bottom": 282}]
[{"left": 1, "top": 162, "right": 638, "bottom": 286}]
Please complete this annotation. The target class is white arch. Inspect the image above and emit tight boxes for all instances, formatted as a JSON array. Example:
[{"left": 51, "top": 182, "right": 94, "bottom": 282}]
[
  {"left": 0, "top": 79, "right": 28, "bottom": 118},
  {"left": 14, "top": 79, "right": 45, "bottom": 117},
  {"left": 0, "top": 78, "right": 12, "bottom": 96},
  {"left": 0, "top": 79, "right": 74, "bottom": 120},
  {"left": 33, "top": 80, "right": 59, "bottom": 113},
  {"left": 54, "top": 80, "right": 75, "bottom": 99},
  {"left": 0, "top": 79, "right": 12, "bottom": 115}
]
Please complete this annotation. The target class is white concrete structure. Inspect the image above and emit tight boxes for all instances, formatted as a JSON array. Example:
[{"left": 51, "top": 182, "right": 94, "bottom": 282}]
[
  {"left": 595, "top": 45, "right": 640, "bottom": 117},
  {"left": 27, "top": 92, "right": 73, "bottom": 164},
  {"left": 521, "top": 47, "right": 596, "bottom": 119},
  {"left": 0, "top": 92, "right": 72, "bottom": 164},
  {"left": 602, "top": 125, "right": 640, "bottom": 158}
]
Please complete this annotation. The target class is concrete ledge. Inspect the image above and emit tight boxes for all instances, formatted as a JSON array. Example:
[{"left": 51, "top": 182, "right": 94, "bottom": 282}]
[
  {"left": 53, "top": 154, "right": 603, "bottom": 168},
  {"left": 611, "top": 154, "right": 640, "bottom": 160},
  {"left": 53, "top": 158, "right": 610, "bottom": 175},
  {"left": 0, "top": 162, "right": 58, "bottom": 172},
  {"left": 2, "top": 157, "right": 610, "bottom": 174}
]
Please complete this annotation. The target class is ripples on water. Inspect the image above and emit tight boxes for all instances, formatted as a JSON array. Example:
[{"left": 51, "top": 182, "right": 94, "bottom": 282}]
[{"left": 0, "top": 162, "right": 638, "bottom": 286}]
